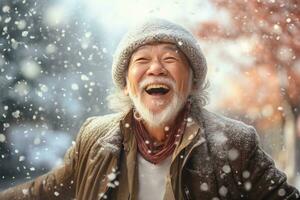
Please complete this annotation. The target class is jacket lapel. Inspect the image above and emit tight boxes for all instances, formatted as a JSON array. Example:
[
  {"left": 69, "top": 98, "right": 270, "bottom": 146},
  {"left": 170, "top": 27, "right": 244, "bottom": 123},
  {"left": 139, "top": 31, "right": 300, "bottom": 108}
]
[
  {"left": 121, "top": 111, "right": 139, "bottom": 199},
  {"left": 165, "top": 116, "right": 207, "bottom": 200},
  {"left": 173, "top": 116, "right": 205, "bottom": 166}
]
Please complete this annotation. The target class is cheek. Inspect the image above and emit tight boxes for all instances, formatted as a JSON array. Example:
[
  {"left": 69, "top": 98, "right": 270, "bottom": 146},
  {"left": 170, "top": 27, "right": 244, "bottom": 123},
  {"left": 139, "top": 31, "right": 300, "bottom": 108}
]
[
  {"left": 128, "top": 66, "right": 145, "bottom": 82},
  {"left": 170, "top": 67, "right": 190, "bottom": 84},
  {"left": 127, "top": 66, "right": 146, "bottom": 93},
  {"left": 171, "top": 68, "right": 191, "bottom": 93}
]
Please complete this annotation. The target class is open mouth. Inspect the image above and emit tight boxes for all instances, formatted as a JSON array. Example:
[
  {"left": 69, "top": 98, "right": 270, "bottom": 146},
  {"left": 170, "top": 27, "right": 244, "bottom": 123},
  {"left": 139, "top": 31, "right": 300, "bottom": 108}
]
[{"left": 145, "top": 84, "right": 170, "bottom": 95}]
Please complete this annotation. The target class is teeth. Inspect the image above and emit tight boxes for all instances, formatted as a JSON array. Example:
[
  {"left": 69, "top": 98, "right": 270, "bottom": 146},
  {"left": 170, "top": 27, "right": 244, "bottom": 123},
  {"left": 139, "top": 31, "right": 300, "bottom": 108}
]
[{"left": 146, "top": 84, "right": 169, "bottom": 90}]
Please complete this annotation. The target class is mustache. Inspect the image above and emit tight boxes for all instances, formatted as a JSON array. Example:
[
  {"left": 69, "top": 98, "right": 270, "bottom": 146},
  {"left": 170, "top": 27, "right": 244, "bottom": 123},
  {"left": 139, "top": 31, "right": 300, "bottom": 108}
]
[{"left": 139, "top": 77, "right": 176, "bottom": 90}]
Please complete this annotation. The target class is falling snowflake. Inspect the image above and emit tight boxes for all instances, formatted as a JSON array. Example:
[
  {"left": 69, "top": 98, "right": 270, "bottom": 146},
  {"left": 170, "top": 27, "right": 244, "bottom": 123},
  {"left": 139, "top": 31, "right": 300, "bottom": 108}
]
[
  {"left": 242, "top": 170, "right": 250, "bottom": 179},
  {"left": 219, "top": 186, "right": 228, "bottom": 196},
  {"left": 200, "top": 182, "right": 209, "bottom": 191},
  {"left": 222, "top": 165, "right": 231, "bottom": 174},
  {"left": 0, "top": 134, "right": 6, "bottom": 142},
  {"left": 71, "top": 83, "right": 79, "bottom": 90},
  {"left": 107, "top": 172, "right": 117, "bottom": 181},
  {"left": 22, "top": 189, "right": 29, "bottom": 195},
  {"left": 2, "top": 5, "right": 10, "bottom": 13},
  {"left": 228, "top": 148, "right": 239, "bottom": 161},
  {"left": 244, "top": 181, "right": 252, "bottom": 191},
  {"left": 19, "top": 156, "right": 26, "bottom": 162},
  {"left": 54, "top": 191, "right": 60, "bottom": 196},
  {"left": 164, "top": 126, "right": 170, "bottom": 131},
  {"left": 12, "top": 110, "right": 21, "bottom": 118}
]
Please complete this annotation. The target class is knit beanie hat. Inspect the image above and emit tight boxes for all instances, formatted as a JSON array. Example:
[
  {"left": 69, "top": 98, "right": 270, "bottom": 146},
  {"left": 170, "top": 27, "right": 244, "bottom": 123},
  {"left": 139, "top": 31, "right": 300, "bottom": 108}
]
[{"left": 112, "top": 18, "right": 207, "bottom": 90}]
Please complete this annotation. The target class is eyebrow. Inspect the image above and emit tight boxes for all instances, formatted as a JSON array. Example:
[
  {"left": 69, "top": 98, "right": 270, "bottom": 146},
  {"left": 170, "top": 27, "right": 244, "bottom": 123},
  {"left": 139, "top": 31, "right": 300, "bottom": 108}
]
[
  {"left": 134, "top": 43, "right": 180, "bottom": 53},
  {"left": 162, "top": 44, "right": 179, "bottom": 52},
  {"left": 135, "top": 45, "right": 148, "bottom": 51}
]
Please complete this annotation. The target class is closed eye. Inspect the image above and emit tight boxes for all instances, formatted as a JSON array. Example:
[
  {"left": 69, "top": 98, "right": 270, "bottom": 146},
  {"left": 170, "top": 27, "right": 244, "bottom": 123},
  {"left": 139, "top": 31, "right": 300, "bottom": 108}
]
[
  {"left": 134, "top": 57, "right": 150, "bottom": 64},
  {"left": 164, "top": 57, "right": 178, "bottom": 62}
]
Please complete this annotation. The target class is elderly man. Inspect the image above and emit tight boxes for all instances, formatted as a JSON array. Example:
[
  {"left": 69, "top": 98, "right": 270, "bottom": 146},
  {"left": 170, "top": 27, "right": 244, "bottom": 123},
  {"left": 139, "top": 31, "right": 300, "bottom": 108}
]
[{"left": 1, "top": 18, "right": 299, "bottom": 200}]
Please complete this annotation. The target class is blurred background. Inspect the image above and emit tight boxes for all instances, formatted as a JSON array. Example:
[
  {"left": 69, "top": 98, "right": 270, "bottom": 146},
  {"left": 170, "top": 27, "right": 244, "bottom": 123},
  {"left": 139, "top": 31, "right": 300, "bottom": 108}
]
[{"left": 0, "top": 0, "right": 299, "bottom": 190}]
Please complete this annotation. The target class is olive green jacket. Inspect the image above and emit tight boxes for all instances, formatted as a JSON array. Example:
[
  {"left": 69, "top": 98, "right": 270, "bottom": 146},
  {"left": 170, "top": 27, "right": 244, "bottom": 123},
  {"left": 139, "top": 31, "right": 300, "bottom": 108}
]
[{"left": 0, "top": 109, "right": 299, "bottom": 199}]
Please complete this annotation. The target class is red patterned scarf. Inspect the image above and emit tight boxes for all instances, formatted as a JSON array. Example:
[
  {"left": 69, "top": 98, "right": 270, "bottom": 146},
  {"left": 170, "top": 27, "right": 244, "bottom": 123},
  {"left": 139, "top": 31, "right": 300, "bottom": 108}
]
[{"left": 132, "top": 103, "right": 190, "bottom": 164}]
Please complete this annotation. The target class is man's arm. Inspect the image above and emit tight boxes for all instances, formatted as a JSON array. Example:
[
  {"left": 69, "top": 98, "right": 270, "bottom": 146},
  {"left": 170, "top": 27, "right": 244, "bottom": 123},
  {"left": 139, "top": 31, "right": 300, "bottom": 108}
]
[
  {"left": 244, "top": 128, "right": 300, "bottom": 199},
  {"left": 0, "top": 117, "right": 94, "bottom": 200}
]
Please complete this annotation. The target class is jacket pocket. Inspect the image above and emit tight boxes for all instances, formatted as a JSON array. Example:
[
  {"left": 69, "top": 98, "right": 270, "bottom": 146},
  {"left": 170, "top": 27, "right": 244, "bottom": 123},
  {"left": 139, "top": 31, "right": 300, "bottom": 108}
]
[
  {"left": 182, "top": 168, "right": 201, "bottom": 200},
  {"left": 182, "top": 167, "right": 217, "bottom": 200},
  {"left": 183, "top": 185, "right": 192, "bottom": 200}
]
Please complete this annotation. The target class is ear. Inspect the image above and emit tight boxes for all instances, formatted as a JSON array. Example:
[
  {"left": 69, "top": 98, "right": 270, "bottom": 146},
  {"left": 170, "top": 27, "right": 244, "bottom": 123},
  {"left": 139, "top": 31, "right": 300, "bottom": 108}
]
[
  {"left": 124, "top": 76, "right": 130, "bottom": 96},
  {"left": 192, "top": 82, "right": 198, "bottom": 91},
  {"left": 123, "top": 85, "right": 129, "bottom": 96}
]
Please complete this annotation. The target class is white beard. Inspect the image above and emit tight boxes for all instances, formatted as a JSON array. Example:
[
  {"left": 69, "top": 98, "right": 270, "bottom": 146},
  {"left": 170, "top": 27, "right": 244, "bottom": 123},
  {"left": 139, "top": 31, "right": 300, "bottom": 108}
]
[{"left": 128, "top": 86, "right": 186, "bottom": 128}]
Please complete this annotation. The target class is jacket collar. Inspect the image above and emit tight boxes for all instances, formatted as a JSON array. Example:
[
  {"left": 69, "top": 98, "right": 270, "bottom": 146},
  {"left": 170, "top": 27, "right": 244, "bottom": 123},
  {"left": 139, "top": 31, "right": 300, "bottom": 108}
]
[
  {"left": 119, "top": 109, "right": 204, "bottom": 199},
  {"left": 120, "top": 109, "right": 203, "bottom": 161},
  {"left": 172, "top": 116, "right": 203, "bottom": 161}
]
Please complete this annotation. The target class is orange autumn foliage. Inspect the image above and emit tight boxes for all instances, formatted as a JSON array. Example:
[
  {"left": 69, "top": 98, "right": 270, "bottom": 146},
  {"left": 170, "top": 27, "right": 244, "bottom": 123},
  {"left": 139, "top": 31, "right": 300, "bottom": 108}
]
[{"left": 196, "top": 0, "right": 300, "bottom": 131}]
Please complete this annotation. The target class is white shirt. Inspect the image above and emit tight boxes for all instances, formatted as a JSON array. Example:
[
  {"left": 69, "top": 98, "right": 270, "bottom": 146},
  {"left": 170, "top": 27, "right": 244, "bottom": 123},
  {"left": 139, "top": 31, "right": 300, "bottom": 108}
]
[{"left": 137, "top": 153, "right": 172, "bottom": 200}]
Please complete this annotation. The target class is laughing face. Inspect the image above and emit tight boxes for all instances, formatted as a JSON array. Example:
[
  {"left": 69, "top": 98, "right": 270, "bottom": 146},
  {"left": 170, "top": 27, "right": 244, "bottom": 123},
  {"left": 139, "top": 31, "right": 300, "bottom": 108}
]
[{"left": 125, "top": 43, "right": 192, "bottom": 127}]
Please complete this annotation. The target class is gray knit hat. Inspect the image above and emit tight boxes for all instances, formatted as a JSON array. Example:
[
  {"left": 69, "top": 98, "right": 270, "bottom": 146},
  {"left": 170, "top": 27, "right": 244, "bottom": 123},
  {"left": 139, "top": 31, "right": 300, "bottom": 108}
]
[{"left": 112, "top": 18, "right": 207, "bottom": 90}]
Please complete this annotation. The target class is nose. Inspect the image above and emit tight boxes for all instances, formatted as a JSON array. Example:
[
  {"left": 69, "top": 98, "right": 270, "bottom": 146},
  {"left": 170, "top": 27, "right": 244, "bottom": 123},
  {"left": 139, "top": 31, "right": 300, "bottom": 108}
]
[{"left": 146, "top": 59, "right": 167, "bottom": 76}]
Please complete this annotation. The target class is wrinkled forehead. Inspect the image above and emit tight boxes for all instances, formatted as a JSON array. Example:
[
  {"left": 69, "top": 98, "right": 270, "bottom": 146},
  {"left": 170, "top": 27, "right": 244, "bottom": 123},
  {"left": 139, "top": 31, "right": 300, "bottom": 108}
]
[{"left": 132, "top": 42, "right": 182, "bottom": 56}]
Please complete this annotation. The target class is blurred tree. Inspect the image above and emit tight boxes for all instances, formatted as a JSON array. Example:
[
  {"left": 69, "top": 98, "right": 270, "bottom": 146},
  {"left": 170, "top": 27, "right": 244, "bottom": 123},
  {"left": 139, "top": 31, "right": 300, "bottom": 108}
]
[
  {"left": 196, "top": 0, "right": 299, "bottom": 181},
  {"left": 0, "top": 0, "right": 110, "bottom": 189}
]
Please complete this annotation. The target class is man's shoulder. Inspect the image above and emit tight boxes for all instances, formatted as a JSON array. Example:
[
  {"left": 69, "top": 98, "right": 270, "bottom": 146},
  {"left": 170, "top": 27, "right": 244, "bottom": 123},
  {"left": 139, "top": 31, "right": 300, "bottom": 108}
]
[
  {"left": 83, "top": 112, "right": 124, "bottom": 131},
  {"left": 78, "top": 112, "right": 124, "bottom": 143},
  {"left": 197, "top": 109, "right": 259, "bottom": 150}
]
